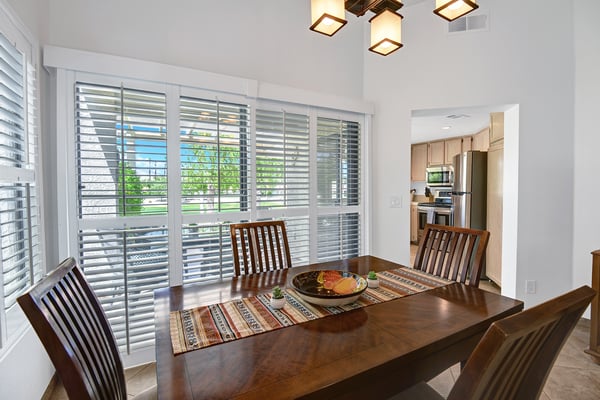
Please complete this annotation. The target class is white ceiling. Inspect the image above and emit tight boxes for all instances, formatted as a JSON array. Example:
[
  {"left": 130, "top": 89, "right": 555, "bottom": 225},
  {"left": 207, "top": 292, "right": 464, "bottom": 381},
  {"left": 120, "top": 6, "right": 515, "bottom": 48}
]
[{"left": 411, "top": 104, "right": 511, "bottom": 144}]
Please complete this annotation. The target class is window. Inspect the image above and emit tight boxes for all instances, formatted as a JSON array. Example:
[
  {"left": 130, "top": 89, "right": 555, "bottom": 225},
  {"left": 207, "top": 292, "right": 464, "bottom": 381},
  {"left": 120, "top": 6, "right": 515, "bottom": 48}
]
[
  {"left": 75, "top": 82, "right": 169, "bottom": 353},
  {"left": 0, "top": 28, "right": 40, "bottom": 350},
  {"left": 317, "top": 117, "right": 361, "bottom": 261},
  {"left": 255, "top": 109, "right": 310, "bottom": 265},
  {"left": 179, "top": 96, "right": 250, "bottom": 283},
  {"left": 66, "top": 72, "right": 365, "bottom": 361}
]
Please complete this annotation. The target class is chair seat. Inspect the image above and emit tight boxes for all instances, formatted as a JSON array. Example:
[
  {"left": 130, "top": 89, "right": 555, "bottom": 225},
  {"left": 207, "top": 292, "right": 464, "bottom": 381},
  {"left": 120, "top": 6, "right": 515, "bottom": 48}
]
[{"left": 387, "top": 382, "right": 444, "bottom": 400}]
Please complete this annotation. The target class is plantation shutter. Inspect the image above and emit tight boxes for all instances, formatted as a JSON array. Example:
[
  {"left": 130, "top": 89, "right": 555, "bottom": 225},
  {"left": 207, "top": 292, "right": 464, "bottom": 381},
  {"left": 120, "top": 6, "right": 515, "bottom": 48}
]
[
  {"left": 0, "top": 31, "right": 40, "bottom": 318},
  {"left": 179, "top": 96, "right": 250, "bottom": 283},
  {"left": 74, "top": 82, "right": 169, "bottom": 353},
  {"left": 255, "top": 109, "right": 310, "bottom": 265},
  {"left": 316, "top": 117, "right": 361, "bottom": 261},
  {"left": 75, "top": 82, "right": 168, "bottom": 217},
  {"left": 179, "top": 96, "right": 250, "bottom": 213},
  {"left": 78, "top": 226, "right": 168, "bottom": 352}
]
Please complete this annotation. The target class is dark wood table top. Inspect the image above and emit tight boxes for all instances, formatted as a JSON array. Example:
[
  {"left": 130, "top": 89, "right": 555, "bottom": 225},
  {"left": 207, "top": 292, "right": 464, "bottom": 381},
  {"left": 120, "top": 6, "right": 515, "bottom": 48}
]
[{"left": 154, "top": 255, "right": 524, "bottom": 399}]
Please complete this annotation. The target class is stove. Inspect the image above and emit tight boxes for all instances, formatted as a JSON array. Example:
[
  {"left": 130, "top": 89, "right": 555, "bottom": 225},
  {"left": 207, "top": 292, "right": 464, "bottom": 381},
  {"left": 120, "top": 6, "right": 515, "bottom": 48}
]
[
  {"left": 417, "top": 199, "right": 452, "bottom": 209},
  {"left": 416, "top": 191, "right": 453, "bottom": 241},
  {"left": 417, "top": 190, "right": 453, "bottom": 209}
]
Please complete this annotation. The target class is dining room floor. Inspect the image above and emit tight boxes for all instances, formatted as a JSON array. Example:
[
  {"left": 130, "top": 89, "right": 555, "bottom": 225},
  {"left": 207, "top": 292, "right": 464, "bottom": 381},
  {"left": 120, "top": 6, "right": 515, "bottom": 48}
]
[
  {"left": 44, "top": 248, "right": 600, "bottom": 399},
  {"left": 43, "top": 319, "right": 599, "bottom": 400}
]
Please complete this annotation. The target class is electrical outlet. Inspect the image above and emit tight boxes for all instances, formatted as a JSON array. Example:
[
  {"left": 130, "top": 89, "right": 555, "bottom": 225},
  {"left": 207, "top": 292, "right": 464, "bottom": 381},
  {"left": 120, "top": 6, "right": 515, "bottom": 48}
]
[
  {"left": 390, "top": 196, "right": 402, "bottom": 208},
  {"left": 526, "top": 280, "right": 536, "bottom": 294}
]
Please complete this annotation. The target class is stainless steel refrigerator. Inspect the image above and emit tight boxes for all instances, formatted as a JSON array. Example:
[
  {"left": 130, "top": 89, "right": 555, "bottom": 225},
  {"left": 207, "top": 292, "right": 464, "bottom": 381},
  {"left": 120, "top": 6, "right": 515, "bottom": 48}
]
[{"left": 452, "top": 151, "right": 487, "bottom": 230}]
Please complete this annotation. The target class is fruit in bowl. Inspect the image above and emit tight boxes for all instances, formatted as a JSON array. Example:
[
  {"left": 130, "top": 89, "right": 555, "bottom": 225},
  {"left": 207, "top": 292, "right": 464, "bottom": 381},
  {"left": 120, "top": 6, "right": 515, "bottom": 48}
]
[{"left": 291, "top": 270, "right": 367, "bottom": 306}]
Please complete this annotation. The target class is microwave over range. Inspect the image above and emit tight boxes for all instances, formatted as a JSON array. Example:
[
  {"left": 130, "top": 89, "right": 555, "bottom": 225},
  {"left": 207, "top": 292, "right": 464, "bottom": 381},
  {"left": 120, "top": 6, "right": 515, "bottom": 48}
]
[{"left": 425, "top": 165, "right": 454, "bottom": 187}]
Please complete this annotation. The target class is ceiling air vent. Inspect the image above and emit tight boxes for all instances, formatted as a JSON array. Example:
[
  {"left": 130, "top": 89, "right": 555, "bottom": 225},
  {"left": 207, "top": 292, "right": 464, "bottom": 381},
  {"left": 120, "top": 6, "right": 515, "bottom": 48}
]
[
  {"left": 446, "top": 114, "right": 470, "bottom": 120},
  {"left": 448, "top": 13, "right": 488, "bottom": 33}
]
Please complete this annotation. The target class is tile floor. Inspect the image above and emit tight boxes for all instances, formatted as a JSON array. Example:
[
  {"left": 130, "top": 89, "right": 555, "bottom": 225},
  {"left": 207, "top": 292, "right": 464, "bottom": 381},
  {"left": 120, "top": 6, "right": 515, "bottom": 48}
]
[
  {"left": 45, "top": 320, "right": 599, "bottom": 399},
  {"left": 45, "top": 248, "right": 600, "bottom": 399}
]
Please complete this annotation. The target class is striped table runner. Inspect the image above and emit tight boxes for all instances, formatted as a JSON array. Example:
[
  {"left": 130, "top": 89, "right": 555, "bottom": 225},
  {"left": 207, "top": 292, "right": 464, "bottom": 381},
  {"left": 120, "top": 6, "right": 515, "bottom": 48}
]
[{"left": 170, "top": 267, "right": 451, "bottom": 355}]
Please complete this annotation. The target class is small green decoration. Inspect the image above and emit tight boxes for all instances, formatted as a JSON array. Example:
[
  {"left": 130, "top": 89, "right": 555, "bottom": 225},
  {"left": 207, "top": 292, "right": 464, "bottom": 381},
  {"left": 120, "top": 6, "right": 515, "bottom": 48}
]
[
  {"left": 272, "top": 286, "right": 284, "bottom": 299},
  {"left": 367, "top": 271, "right": 378, "bottom": 280}
]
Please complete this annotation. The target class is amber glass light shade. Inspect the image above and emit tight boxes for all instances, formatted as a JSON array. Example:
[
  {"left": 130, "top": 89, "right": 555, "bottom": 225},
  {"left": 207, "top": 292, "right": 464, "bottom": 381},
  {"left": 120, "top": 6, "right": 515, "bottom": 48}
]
[
  {"left": 310, "top": 0, "right": 347, "bottom": 36},
  {"left": 434, "top": 0, "right": 479, "bottom": 22},
  {"left": 369, "top": 9, "right": 403, "bottom": 56}
]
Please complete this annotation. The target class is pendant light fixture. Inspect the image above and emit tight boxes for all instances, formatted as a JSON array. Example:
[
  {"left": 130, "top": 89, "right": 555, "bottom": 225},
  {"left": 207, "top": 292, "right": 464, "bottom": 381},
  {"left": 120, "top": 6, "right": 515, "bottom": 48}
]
[
  {"left": 433, "top": 0, "right": 479, "bottom": 22},
  {"left": 308, "top": 0, "right": 479, "bottom": 56},
  {"left": 309, "top": 0, "right": 347, "bottom": 36},
  {"left": 369, "top": 9, "right": 403, "bottom": 56}
]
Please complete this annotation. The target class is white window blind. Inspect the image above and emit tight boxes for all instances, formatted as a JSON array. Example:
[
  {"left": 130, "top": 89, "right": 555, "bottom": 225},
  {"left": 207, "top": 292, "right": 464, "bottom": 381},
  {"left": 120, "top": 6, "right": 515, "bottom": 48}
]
[
  {"left": 182, "top": 223, "right": 233, "bottom": 284},
  {"left": 75, "top": 82, "right": 168, "bottom": 218},
  {"left": 78, "top": 226, "right": 168, "bottom": 353},
  {"left": 180, "top": 96, "right": 250, "bottom": 214},
  {"left": 179, "top": 96, "right": 250, "bottom": 283},
  {"left": 255, "top": 109, "right": 311, "bottom": 266},
  {"left": 0, "top": 28, "right": 40, "bottom": 351},
  {"left": 317, "top": 117, "right": 361, "bottom": 261},
  {"left": 75, "top": 82, "right": 169, "bottom": 354},
  {"left": 255, "top": 110, "right": 310, "bottom": 209}
]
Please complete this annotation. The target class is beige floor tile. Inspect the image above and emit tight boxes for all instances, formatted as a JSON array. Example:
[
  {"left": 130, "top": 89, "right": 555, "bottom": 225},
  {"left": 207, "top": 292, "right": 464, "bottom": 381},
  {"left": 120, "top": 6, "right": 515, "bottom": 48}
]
[
  {"left": 544, "top": 364, "right": 600, "bottom": 400},
  {"left": 427, "top": 368, "right": 455, "bottom": 398},
  {"left": 125, "top": 363, "right": 157, "bottom": 396}
]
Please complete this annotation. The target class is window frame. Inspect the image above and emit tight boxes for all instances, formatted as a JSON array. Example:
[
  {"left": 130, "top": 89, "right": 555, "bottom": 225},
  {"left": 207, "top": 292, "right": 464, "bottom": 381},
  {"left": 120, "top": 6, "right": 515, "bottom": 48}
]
[{"left": 0, "top": 1, "right": 43, "bottom": 353}]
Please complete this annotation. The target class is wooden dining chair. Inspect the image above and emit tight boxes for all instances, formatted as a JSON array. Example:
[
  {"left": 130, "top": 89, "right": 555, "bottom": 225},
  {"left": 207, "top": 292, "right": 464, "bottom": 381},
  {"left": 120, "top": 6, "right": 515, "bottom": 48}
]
[
  {"left": 230, "top": 220, "right": 292, "bottom": 276},
  {"left": 17, "top": 257, "right": 157, "bottom": 400},
  {"left": 390, "top": 285, "right": 596, "bottom": 400},
  {"left": 413, "top": 223, "right": 490, "bottom": 287}
]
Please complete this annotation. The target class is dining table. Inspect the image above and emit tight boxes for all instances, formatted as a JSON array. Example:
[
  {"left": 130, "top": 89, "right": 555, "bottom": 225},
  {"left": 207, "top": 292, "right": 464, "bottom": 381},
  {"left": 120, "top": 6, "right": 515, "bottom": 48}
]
[{"left": 154, "top": 255, "right": 524, "bottom": 399}]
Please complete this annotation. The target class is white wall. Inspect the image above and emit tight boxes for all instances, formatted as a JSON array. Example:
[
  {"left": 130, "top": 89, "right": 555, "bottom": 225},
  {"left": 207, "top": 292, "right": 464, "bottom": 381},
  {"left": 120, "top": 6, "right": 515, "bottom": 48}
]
[
  {"left": 364, "top": 0, "right": 576, "bottom": 306},
  {"left": 45, "top": 0, "right": 365, "bottom": 99},
  {"left": 0, "top": 328, "right": 54, "bottom": 399},
  {"left": 573, "top": 1, "right": 600, "bottom": 300},
  {"left": 0, "top": 1, "right": 55, "bottom": 399},
  {"left": 5, "top": 0, "right": 47, "bottom": 39}
]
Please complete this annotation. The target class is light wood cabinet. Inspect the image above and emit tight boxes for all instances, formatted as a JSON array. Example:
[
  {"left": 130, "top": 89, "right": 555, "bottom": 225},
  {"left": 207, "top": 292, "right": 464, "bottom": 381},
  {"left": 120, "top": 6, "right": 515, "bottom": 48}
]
[
  {"left": 411, "top": 143, "right": 428, "bottom": 181},
  {"left": 444, "top": 137, "right": 463, "bottom": 164},
  {"left": 486, "top": 139, "right": 503, "bottom": 286},
  {"left": 472, "top": 128, "right": 490, "bottom": 151},
  {"left": 428, "top": 140, "right": 445, "bottom": 166},
  {"left": 462, "top": 136, "right": 472, "bottom": 152},
  {"left": 489, "top": 112, "right": 504, "bottom": 144},
  {"left": 410, "top": 203, "right": 418, "bottom": 243}
]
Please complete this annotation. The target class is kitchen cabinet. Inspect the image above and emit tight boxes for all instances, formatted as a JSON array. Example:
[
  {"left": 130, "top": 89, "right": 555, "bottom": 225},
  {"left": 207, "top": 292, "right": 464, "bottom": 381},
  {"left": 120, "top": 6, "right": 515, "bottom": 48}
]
[
  {"left": 486, "top": 139, "right": 503, "bottom": 286},
  {"left": 489, "top": 112, "right": 504, "bottom": 144},
  {"left": 411, "top": 143, "right": 428, "bottom": 181},
  {"left": 410, "top": 202, "right": 418, "bottom": 243},
  {"left": 444, "top": 137, "right": 463, "bottom": 164},
  {"left": 462, "top": 136, "right": 472, "bottom": 152},
  {"left": 472, "top": 128, "right": 490, "bottom": 151},
  {"left": 428, "top": 140, "right": 445, "bottom": 166}
]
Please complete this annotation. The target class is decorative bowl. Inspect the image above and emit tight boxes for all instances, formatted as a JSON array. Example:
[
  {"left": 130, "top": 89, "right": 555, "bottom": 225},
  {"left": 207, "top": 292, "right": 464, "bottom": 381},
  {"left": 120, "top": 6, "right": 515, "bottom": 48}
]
[{"left": 290, "top": 270, "right": 368, "bottom": 307}]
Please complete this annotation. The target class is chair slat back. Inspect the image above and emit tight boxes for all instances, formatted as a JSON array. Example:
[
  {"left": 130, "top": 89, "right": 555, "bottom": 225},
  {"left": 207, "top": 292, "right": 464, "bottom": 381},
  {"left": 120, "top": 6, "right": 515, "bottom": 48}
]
[
  {"left": 230, "top": 220, "right": 292, "bottom": 276},
  {"left": 413, "top": 223, "right": 490, "bottom": 287},
  {"left": 448, "top": 285, "right": 596, "bottom": 400},
  {"left": 17, "top": 257, "right": 127, "bottom": 400}
]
